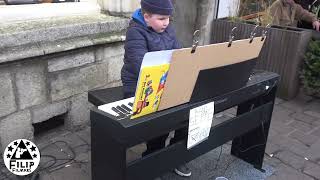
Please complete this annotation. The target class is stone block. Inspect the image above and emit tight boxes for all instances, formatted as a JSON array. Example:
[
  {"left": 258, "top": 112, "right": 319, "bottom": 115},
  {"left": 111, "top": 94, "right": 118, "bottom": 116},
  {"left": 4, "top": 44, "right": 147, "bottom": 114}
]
[
  {"left": 303, "top": 161, "right": 320, "bottom": 179},
  {"left": 304, "top": 110, "right": 320, "bottom": 120},
  {"left": 107, "top": 55, "right": 123, "bottom": 82},
  {"left": 0, "top": 71, "right": 16, "bottom": 117},
  {"left": 275, "top": 150, "right": 307, "bottom": 170},
  {"left": 306, "top": 140, "right": 320, "bottom": 162},
  {"left": 32, "top": 100, "right": 69, "bottom": 124},
  {"left": 265, "top": 142, "right": 282, "bottom": 155},
  {"left": 305, "top": 101, "right": 320, "bottom": 114},
  {"left": 271, "top": 135, "right": 310, "bottom": 158},
  {"left": 272, "top": 105, "right": 295, "bottom": 124},
  {"left": 49, "top": 62, "right": 108, "bottom": 101},
  {"left": 48, "top": 50, "right": 95, "bottom": 72},
  {"left": 280, "top": 99, "right": 308, "bottom": 113},
  {"left": 15, "top": 62, "right": 47, "bottom": 110},
  {"left": 289, "top": 130, "right": 318, "bottom": 147},
  {"left": 95, "top": 42, "right": 124, "bottom": 62},
  {"left": 75, "top": 126, "right": 91, "bottom": 145},
  {"left": 274, "top": 98, "right": 284, "bottom": 105},
  {"left": 288, "top": 120, "right": 315, "bottom": 133},
  {"left": 66, "top": 93, "right": 93, "bottom": 129},
  {"left": 311, "top": 127, "right": 320, "bottom": 137},
  {"left": 270, "top": 119, "right": 295, "bottom": 136},
  {"left": 268, "top": 164, "right": 313, "bottom": 180},
  {"left": 290, "top": 112, "right": 317, "bottom": 125},
  {"left": 0, "top": 110, "right": 33, "bottom": 152}
]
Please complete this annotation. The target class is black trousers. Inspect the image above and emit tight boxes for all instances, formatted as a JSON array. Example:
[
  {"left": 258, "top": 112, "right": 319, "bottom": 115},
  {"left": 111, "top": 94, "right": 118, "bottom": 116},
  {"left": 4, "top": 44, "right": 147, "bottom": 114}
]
[
  {"left": 142, "top": 127, "right": 188, "bottom": 156},
  {"left": 124, "top": 90, "right": 188, "bottom": 156}
]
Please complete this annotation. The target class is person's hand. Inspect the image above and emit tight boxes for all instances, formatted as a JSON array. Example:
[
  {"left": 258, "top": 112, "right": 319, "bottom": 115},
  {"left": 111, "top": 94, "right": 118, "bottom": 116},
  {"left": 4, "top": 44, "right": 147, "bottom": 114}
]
[{"left": 312, "top": 20, "right": 320, "bottom": 31}]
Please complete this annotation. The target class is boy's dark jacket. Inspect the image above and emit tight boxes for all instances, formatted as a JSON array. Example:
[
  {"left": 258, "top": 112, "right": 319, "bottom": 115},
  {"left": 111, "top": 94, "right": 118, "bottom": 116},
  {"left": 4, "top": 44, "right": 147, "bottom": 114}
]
[{"left": 121, "top": 9, "right": 181, "bottom": 96}]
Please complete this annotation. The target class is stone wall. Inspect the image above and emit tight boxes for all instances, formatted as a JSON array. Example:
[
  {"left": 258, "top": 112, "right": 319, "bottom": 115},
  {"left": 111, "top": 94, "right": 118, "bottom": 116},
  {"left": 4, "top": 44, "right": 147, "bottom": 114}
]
[{"left": 0, "top": 14, "right": 129, "bottom": 152}]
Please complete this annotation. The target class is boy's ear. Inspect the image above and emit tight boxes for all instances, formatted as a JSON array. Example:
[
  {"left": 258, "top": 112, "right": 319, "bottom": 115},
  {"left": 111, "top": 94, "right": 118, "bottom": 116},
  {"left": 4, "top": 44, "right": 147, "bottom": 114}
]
[{"left": 143, "top": 13, "right": 151, "bottom": 23}]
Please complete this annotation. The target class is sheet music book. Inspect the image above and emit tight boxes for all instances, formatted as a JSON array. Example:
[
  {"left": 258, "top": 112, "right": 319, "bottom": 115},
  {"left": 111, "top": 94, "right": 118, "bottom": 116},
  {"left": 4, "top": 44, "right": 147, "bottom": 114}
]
[{"left": 130, "top": 50, "right": 173, "bottom": 119}]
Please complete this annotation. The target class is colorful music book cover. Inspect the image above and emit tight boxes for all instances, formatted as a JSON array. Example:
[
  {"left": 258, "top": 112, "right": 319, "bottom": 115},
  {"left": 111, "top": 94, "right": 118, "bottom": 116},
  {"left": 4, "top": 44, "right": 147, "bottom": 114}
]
[{"left": 131, "top": 63, "right": 170, "bottom": 119}]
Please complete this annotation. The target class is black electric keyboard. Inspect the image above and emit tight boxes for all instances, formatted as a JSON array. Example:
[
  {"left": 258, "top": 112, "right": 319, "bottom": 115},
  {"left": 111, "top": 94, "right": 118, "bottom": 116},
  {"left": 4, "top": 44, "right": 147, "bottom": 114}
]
[{"left": 89, "top": 71, "right": 279, "bottom": 180}]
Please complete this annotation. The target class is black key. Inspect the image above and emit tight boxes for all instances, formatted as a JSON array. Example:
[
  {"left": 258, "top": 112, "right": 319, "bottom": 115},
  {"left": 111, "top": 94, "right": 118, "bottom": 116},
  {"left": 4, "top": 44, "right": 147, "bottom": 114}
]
[
  {"left": 111, "top": 107, "right": 126, "bottom": 118},
  {"left": 128, "top": 102, "right": 133, "bottom": 107},
  {"left": 116, "top": 106, "right": 130, "bottom": 115},
  {"left": 121, "top": 104, "right": 132, "bottom": 112}
]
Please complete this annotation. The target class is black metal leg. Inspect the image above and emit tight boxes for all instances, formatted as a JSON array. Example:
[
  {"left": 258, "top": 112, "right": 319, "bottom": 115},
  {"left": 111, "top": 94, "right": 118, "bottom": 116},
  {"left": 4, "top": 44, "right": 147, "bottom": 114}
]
[{"left": 231, "top": 86, "right": 277, "bottom": 170}]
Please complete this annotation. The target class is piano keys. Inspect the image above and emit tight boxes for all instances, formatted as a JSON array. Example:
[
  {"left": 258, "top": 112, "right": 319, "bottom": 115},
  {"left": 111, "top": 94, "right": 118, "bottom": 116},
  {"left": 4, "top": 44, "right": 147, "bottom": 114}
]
[{"left": 98, "top": 97, "right": 134, "bottom": 120}]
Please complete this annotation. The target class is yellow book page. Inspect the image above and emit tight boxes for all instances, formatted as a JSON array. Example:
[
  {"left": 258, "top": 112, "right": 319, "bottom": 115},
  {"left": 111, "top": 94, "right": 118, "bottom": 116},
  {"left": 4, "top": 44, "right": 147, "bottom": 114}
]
[{"left": 131, "top": 64, "right": 170, "bottom": 119}]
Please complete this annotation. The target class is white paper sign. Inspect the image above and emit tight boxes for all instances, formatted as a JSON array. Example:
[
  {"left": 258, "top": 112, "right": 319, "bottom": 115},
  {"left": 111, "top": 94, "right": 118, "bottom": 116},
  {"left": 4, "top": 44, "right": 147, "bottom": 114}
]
[{"left": 187, "top": 101, "right": 215, "bottom": 149}]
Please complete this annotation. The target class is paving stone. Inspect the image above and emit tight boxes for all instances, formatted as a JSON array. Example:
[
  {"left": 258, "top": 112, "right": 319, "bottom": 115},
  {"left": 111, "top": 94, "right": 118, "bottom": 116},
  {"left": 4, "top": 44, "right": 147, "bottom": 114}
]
[
  {"left": 129, "top": 143, "right": 146, "bottom": 155},
  {"left": 271, "top": 105, "right": 295, "bottom": 124},
  {"left": 304, "top": 111, "right": 320, "bottom": 120},
  {"left": 264, "top": 155, "right": 282, "bottom": 168},
  {"left": 35, "top": 126, "right": 68, "bottom": 147},
  {"left": 311, "top": 127, "right": 320, "bottom": 137},
  {"left": 290, "top": 112, "right": 318, "bottom": 125},
  {"left": 269, "top": 120, "right": 295, "bottom": 136},
  {"left": 75, "top": 126, "right": 91, "bottom": 145},
  {"left": 267, "top": 164, "right": 314, "bottom": 180},
  {"left": 275, "top": 150, "right": 307, "bottom": 170},
  {"left": 280, "top": 99, "right": 306, "bottom": 113},
  {"left": 271, "top": 135, "right": 310, "bottom": 158},
  {"left": 265, "top": 142, "right": 282, "bottom": 155},
  {"left": 289, "top": 130, "right": 319, "bottom": 147},
  {"left": 52, "top": 132, "right": 87, "bottom": 149},
  {"left": 304, "top": 101, "right": 320, "bottom": 115},
  {"left": 303, "top": 161, "right": 320, "bottom": 179},
  {"left": 306, "top": 140, "right": 320, "bottom": 162},
  {"left": 48, "top": 165, "right": 90, "bottom": 180},
  {"left": 274, "top": 98, "right": 285, "bottom": 105},
  {"left": 288, "top": 120, "right": 315, "bottom": 133}
]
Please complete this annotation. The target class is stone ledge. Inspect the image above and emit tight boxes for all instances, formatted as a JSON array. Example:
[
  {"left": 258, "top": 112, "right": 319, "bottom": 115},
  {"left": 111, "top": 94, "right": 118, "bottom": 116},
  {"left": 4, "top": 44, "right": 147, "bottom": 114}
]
[{"left": 0, "top": 14, "right": 129, "bottom": 64}]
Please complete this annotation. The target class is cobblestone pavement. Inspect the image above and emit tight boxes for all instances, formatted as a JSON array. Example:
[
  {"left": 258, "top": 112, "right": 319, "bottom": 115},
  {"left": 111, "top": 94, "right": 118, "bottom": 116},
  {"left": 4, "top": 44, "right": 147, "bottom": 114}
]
[{"left": 1, "top": 93, "right": 319, "bottom": 180}]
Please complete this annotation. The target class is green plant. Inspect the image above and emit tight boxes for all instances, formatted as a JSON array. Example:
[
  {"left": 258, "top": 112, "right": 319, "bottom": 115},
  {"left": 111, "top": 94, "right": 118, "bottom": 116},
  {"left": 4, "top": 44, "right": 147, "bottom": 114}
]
[{"left": 301, "top": 40, "right": 320, "bottom": 98}]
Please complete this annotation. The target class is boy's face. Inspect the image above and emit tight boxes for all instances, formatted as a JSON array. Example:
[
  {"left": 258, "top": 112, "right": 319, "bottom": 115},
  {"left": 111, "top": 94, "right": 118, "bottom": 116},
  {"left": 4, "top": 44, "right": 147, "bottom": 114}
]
[{"left": 144, "top": 13, "right": 170, "bottom": 33}]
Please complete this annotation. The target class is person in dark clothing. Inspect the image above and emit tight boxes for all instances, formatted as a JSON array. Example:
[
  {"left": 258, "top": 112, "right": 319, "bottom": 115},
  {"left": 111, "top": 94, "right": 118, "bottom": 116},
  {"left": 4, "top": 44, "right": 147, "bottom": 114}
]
[{"left": 120, "top": 0, "right": 191, "bottom": 177}]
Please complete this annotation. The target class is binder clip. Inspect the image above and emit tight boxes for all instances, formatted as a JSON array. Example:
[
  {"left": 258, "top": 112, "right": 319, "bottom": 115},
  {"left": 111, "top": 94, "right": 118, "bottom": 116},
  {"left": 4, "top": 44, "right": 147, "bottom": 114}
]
[
  {"left": 261, "top": 24, "right": 271, "bottom": 41},
  {"left": 228, "top": 27, "right": 237, "bottom": 47},
  {"left": 191, "top": 30, "right": 200, "bottom": 54},
  {"left": 249, "top": 25, "right": 259, "bottom": 43}
]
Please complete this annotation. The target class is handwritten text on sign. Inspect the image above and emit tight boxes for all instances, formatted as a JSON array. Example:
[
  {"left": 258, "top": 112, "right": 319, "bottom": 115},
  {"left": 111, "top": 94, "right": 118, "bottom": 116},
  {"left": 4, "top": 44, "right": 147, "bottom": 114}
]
[{"left": 187, "top": 102, "right": 215, "bottom": 149}]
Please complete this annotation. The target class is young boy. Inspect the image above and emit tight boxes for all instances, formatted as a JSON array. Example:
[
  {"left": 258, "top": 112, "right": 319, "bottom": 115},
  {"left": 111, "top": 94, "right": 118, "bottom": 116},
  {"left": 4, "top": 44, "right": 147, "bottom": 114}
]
[{"left": 121, "top": 0, "right": 191, "bottom": 177}]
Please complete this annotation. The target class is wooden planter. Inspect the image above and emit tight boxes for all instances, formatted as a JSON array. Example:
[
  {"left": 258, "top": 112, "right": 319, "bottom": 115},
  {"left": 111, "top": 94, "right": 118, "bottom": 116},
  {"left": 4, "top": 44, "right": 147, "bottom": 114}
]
[{"left": 211, "top": 19, "right": 313, "bottom": 100}]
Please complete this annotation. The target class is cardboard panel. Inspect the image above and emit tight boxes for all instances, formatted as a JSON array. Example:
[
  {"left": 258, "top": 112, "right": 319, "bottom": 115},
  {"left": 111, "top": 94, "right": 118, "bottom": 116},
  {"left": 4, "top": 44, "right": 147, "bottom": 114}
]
[{"left": 158, "top": 37, "right": 265, "bottom": 111}]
